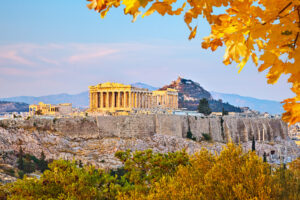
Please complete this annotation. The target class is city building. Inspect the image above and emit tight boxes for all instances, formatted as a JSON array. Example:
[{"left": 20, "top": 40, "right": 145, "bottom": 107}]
[
  {"left": 88, "top": 82, "right": 178, "bottom": 114},
  {"left": 29, "top": 102, "right": 72, "bottom": 116}
]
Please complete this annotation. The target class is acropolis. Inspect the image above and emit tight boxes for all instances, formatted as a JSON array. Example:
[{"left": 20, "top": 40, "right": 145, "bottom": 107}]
[{"left": 88, "top": 82, "right": 178, "bottom": 114}]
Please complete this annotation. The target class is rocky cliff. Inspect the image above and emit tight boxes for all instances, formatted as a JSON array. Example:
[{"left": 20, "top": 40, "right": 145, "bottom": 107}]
[
  {"left": 160, "top": 77, "right": 241, "bottom": 112},
  {"left": 0, "top": 115, "right": 298, "bottom": 169}
]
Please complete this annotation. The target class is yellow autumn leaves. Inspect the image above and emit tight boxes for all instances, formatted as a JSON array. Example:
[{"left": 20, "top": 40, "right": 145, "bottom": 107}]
[
  {"left": 2, "top": 144, "right": 299, "bottom": 199},
  {"left": 118, "top": 144, "right": 300, "bottom": 200},
  {"left": 87, "top": 0, "right": 300, "bottom": 124}
]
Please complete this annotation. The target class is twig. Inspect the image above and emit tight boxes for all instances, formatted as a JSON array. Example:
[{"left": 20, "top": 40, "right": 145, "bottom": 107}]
[
  {"left": 294, "top": 6, "right": 300, "bottom": 49},
  {"left": 262, "top": 2, "right": 292, "bottom": 25}
]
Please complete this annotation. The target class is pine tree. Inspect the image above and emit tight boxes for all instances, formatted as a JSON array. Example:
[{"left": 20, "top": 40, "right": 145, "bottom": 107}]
[
  {"left": 38, "top": 151, "right": 48, "bottom": 172},
  {"left": 252, "top": 136, "right": 255, "bottom": 152},
  {"left": 222, "top": 108, "right": 228, "bottom": 116},
  {"left": 263, "top": 152, "right": 267, "bottom": 162},
  {"left": 17, "top": 147, "right": 24, "bottom": 170},
  {"left": 79, "top": 160, "right": 83, "bottom": 168},
  {"left": 198, "top": 98, "right": 211, "bottom": 116}
]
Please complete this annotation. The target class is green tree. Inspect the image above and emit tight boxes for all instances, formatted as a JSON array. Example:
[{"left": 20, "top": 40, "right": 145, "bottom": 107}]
[
  {"left": 38, "top": 151, "right": 48, "bottom": 172},
  {"left": 202, "top": 133, "right": 211, "bottom": 141},
  {"left": 23, "top": 154, "right": 35, "bottom": 173},
  {"left": 187, "top": 130, "right": 196, "bottom": 141},
  {"left": 115, "top": 149, "right": 189, "bottom": 187},
  {"left": 197, "top": 98, "right": 211, "bottom": 116},
  {"left": 79, "top": 160, "right": 83, "bottom": 168},
  {"left": 222, "top": 108, "right": 228, "bottom": 116},
  {"left": 263, "top": 152, "right": 267, "bottom": 163},
  {"left": 252, "top": 136, "right": 256, "bottom": 152},
  {"left": 6, "top": 160, "right": 124, "bottom": 200},
  {"left": 17, "top": 147, "right": 24, "bottom": 171}
]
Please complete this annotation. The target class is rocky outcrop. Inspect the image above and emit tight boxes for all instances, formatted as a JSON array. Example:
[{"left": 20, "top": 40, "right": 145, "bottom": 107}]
[
  {"left": 160, "top": 76, "right": 212, "bottom": 102},
  {"left": 0, "top": 116, "right": 298, "bottom": 169},
  {"left": 159, "top": 77, "right": 241, "bottom": 112}
]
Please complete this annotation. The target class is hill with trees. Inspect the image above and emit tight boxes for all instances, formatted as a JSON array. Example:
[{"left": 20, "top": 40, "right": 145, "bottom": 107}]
[
  {"left": 160, "top": 77, "right": 241, "bottom": 112},
  {"left": 0, "top": 101, "right": 29, "bottom": 113}
]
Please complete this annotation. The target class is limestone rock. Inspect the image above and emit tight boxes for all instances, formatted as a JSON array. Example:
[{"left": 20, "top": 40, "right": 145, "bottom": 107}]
[{"left": 0, "top": 116, "right": 298, "bottom": 170}]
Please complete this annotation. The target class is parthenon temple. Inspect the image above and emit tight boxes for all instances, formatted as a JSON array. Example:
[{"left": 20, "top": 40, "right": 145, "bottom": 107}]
[{"left": 88, "top": 82, "right": 178, "bottom": 114}]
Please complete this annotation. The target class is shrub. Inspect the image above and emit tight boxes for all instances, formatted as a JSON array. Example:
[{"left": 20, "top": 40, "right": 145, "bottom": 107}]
[
  {"left": 202, "top": 133, "right": 211, "bottom": 141},
  {"left": 187, "top": 130, "right": 196, "bottom": 141},
  {"left": 53, "top": 118, "right": 57, "bottom": 124},
  {"left": 18, "top": 170, "right": 25, "bottom": 179},
  {"left": 4, "top": 168, "right": 15, "bottom": 177}
]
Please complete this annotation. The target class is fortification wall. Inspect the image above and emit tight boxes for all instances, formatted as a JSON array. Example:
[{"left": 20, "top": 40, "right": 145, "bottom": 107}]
[{"left": 0, "top": 115, "right": 288, "bottom": 143}]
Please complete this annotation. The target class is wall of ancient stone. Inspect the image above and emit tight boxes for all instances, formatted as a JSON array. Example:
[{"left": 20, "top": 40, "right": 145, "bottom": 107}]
[{"left": 0, "top": 115, "right": 288, "bottom": 143}]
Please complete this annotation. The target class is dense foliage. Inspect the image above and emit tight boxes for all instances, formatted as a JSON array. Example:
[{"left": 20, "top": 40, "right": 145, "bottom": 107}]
[
  {"left": 17, "top": 148, "right": 48, "bottom": 177},
  {"left": 0, "top": 144, "right": 299, "bottom": 199},
  {"left": 87, "top": 0, "right": 300, "bottom": 124},
  {"left": 198, "top": 98, "right": 212, "bottom": 116},
  {"left": 209, "top": 99, "right": 241, "bottom": 113}
]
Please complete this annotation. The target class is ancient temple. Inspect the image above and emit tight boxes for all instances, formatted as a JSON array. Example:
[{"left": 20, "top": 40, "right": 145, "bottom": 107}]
[
  {"left": 88, "top": 82, "right": 178, "bottom": 114},
  {"left": 29, "top": 102, "right": 72, "bottom": 116}
]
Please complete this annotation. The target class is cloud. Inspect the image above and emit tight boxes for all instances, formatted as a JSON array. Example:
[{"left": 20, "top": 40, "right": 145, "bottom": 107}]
[
  {"left": 0, "top": 43, "right": 125, "bottom": 68},
  {"left": 68, "top": 49, "right": 118, "bottom": 63},
  {"left": 0, "top": 50, "right": 35, "bottom": 66},
  {"left": 1, "top": 67, "right": 63, "bottom": 77}
]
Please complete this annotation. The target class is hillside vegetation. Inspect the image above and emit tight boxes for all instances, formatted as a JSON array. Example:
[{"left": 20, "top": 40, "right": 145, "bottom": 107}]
[
  {"left": 0, "top": 101, "right": 28, "bottom": 113},
  {"left": 1, "top": 143, "right": 299, "bottom": 200}
]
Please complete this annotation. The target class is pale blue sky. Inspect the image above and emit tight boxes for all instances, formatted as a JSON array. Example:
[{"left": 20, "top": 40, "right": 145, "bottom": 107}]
[{"left": 0, "top": 0, "right": 294, "bottom": 101}]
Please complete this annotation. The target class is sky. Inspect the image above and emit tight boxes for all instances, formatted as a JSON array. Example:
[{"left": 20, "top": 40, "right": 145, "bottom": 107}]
[{"left": 0, "top": 0, "right": 294, "bottom": 101}]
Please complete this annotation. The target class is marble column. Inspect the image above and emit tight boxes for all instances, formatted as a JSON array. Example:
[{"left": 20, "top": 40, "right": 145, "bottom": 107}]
[
  {"left": 93, "top": 93, "right": 96, "bottom": 109},
  {"left": 129, "top": 92, "right": 132, "bottom": 108},
  {"left": 100, "top": 92, "right": 103, "bottom": 108},
  {"left": 134, "top": 92, "right": 137, "bottom": 108},
  {"left": 145, "top": 94, "right": 148, "bottom": 108},
  {"left": 142, "top": 93, "right": 144, "bottom": 108},
  {"left": 117, "top": 91, "right": 121, "bottom": 108},
  {"left": 112, "top": 91, "right": 115, "bottom": 108},
  {"left": 89, "top": 93, "right": 93, "bottom": 109},
  {"left": 138, "top": 93, "right": 141, "bottom": 108},
  {"left": 123, "top": 92, "right": 126, "bottom": 107},
  {"left": 141, "top": 93, "right": 143, "bottom": 108},
  {"left": 106, "top": 91, "right": 109, "bottom": 108}
]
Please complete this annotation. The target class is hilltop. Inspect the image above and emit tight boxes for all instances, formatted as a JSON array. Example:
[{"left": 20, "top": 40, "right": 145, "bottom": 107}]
[{"left": 160, "top": 77, "right": 241, "bottom": 112}]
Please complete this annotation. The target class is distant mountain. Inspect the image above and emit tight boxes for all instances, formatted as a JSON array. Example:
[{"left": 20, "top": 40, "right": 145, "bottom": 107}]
[
  {"left": 0, "top": 101, "right": 29, "bottom": 113},
  {"left": 131, "top": 82, "right": 158, "bottom": 91},
  {"left": 1, "top": 92, "right": 89, "bottom": 108},
  {"left": 160, "top": 77, "right": 241, "bottom": 112},
  {"left": 210, "top": 91, "right": 284, "bottom": 114}
]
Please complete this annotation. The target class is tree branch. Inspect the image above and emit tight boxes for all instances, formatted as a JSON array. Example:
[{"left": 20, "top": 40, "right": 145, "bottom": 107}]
[
  {"left": 262, "top": 2, "right": 292, "bottom": 25},
  {"left": 293, "top": 6, "right": 300, "bottom": 49},
  {"left": 278, "top": 2, "right": 292, "bottom": 15}
]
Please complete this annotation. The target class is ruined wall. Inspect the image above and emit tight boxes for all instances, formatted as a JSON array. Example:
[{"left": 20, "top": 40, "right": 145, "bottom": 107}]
[{"left": 0, "top": 115, "right": 288, "bottom": 143}]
